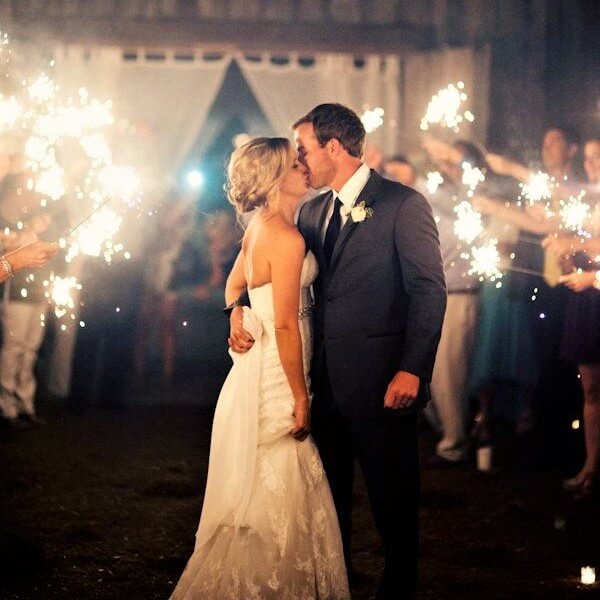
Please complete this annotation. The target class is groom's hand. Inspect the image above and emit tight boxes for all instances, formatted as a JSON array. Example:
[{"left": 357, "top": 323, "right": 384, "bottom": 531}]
[
  {"left": 228, "top": 306, "right": 255, "bottom": 353},
  {"left": 384, "top": 370, "right": 420, "bottom": 410}
]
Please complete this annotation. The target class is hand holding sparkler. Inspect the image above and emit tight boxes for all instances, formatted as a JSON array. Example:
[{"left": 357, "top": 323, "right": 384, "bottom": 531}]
[
  {"left": 2, "top": 239, "right": 58, "bottom": 280},
  {"left": 558, "top": 271, "right": 597, "bottom": 292}
]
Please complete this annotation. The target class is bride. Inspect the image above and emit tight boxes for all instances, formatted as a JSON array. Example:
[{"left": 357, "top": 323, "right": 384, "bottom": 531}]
[{"left": 170, "top": 137, "right": 350, "bottom": 599}]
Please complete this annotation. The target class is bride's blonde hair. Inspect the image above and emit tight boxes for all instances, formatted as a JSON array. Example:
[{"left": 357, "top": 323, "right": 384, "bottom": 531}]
[{"left": 226, "top": 137, "right": 293, "bottom": 214}]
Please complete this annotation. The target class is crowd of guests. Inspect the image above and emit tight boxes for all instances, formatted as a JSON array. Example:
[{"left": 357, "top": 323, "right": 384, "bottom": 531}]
[
  {"left": 0, "top": 150, "right": 240, "bottom": 427},
  {"left": 370, "top": 126, "right": 600, "bottom": 499}
]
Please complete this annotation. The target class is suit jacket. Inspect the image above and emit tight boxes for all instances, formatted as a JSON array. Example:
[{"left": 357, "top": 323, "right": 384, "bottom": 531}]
[{"left": 298, "top": 170, "right": 447, "bottom": 419}]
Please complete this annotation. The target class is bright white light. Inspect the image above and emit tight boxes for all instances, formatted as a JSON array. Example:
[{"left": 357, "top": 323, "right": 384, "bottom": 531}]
[
  {"left": 581, "top": 567, "right": 595, "bottom": 585},
  {"left": 469, "top": 239, "right": 503, "bottom": 280},
  {"left": 520, "top": 171, "right": 553, "bottom": 204},
  {"left": 0, "top": 95, "right": 22, "bottom": 130},
  {"left": 420, "top": 82, "right": 472, "bottom": 132},
  {"left": 559, "top": 191, "right": 590, "bottom": 233},
  {"left": 35, "top": 163, "right": 66, "bottom": 201},
  {"left": 98, "top": 165, "right": 141, "bottom": 207},
  {"left": 360, "top": 107, "right": 385, "bottom": 133},
  {"left": 43, "top": 274, "right": 82, "bottom": 320},
  {"left": 461, "top": 162, "right": 485, "bottom": 195},
  {"left": 454, "top": 201, "right": 483, "bottom": 244},
  {"left": 28, "top": 73, "right": 56, "bottom": 104},
  {"left": 426, "top": 171, "right": 444, "bottom": 195},
  {"left": 187, "top": 170, "right": 204, "bottom": 188}
]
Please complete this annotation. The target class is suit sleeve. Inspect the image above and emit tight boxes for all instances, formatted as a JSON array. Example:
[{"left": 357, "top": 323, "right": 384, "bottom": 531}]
[{"left": 394, "top": 190, "right": 447, "bottom": 381}]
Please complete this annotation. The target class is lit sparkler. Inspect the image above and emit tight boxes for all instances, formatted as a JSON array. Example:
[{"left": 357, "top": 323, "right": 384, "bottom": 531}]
[
  {"left": 520, "top": 170, "right": 554, "bottom": 204},
  {"left": 425, "top": 171, "right": 444, "bottom": 195},
  {"left": 360, "top": 107, "right": 385, "bottom": 133},
  {"left": 454, "top": 200, "right": 483, "bottom": 244},
  {"left": 43, "top": 273, "right": 82, "bottom": 326},
  {"left": 420, "top": 81, "right": 475, "bottom": 132},
  {"left": 469, "top": 239, "right": 503, "bottom": 280},
  {"left": 559, "top": 191, "right": 590, "bottom": 233},
  {"left": 65, "top": 205, "right": 123, "bottom": 262},
  {"left": 461, "top": 161, "right": 485, "bottom": 196}
]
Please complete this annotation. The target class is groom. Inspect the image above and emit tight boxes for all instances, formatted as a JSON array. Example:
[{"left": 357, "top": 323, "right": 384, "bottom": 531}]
[{"left": 232, "top": 104, "right": 446, "bottom": 599}]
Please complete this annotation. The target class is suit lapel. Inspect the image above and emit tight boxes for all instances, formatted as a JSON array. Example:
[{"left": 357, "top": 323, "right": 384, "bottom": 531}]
[{"left": 329, "top": 171, "right": 383, "bottom": 269}]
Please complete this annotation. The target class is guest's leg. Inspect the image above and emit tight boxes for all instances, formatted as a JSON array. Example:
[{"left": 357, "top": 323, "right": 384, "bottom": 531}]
[
  {"left": 349, "top": 414, "right": 419, "bottom": 600},
  {"left": 431, "top": 293, "right": 478, "bottom": 461},
  {"left": 0, "top": 302, "right": 29, "bottom": 420},
  {"left": 579, "top": 363, "right": 600, "bottom": 477},
  {"left": 14, "top": 303, "right": 47, "bottom": 416}
]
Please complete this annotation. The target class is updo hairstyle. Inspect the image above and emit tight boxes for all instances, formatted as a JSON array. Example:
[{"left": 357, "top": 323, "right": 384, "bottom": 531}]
[{"left": 226, "top": 137, "right": 293, "bottom": 214}]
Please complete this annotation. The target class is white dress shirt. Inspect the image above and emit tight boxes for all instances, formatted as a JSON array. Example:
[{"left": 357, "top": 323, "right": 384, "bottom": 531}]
[{"left": 321, "top": 163, "right": 371, "bottom": 242}]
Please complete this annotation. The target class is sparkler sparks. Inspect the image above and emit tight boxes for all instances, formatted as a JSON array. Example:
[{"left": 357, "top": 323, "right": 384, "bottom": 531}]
[
  {"left": 65, "top": 206, "right": 123, "bottom": 262},
  {"left": 461, "top": 161, "right": 485, "bottom": 196},
  {"left": 454, "top": 201, "right": 483, "bottom": 244},
  {"left": 520, "top": 171, "right": 554, "bottom": 204},
  {"left": 43, "top": 273, "right": 82, "bottom": 324},
  {"left": 425, "top": 171, "right": 444, "bottom": 194},
  {"left": 420, "top": 82, "right": 475, "bottom": 132},
  {"left": 559, "top": 191, "right": 590, "bottom": 233},
  {"left": 469, "top": 239, "right": 503, "bottom": 280},
  {"left": 360, "top": 107, "right": 385, "bottom": 133}
]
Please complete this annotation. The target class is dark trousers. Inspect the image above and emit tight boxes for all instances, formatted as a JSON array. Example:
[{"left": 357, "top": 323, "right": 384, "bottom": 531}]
[{"left": 311, "top": 366, "right": 420, "bottom": 600}]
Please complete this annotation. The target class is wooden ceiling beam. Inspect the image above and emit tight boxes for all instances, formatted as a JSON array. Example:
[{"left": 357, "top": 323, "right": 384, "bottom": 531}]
[{"left": 9, "top": 17, "right": 437, "bottom": 54}]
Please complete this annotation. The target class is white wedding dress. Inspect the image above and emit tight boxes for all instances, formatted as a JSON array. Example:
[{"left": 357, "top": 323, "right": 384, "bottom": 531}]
[{"left": 170, "top": 251, "right": 350, "bottom": 600}]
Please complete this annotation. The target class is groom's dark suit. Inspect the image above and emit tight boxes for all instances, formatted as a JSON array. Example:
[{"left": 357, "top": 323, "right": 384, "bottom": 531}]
[{"left": 298, "top": 169, "right": 446, "bottom": 599}]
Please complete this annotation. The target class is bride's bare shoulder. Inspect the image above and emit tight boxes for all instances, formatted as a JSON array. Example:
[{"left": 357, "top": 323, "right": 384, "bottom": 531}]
[{"left": 255, "top": 215, "right": 305, "bottom": 253}]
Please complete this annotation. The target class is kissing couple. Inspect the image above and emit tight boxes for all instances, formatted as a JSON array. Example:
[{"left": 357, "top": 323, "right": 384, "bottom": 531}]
[{"left": 170, "top": 103, "right": 446, "bottom": 600}]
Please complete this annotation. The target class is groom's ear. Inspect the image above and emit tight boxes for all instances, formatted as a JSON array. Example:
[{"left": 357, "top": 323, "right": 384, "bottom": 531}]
[{"left": 327, "top": 138, "right": 343, "bottom": 157}]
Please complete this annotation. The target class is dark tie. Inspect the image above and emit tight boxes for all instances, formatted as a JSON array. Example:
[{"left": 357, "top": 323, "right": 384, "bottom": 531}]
[{"left": 323, "top": 197, "right": 342, "bottom": 265}]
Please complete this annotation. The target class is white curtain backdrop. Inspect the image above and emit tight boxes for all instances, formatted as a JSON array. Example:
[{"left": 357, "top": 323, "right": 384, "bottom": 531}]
[
  {"left": 52, "top": 46, "right": 232, "bottom": 189},
  {"left": 236, "top": 53, "right": 401, "bottom": 156}
]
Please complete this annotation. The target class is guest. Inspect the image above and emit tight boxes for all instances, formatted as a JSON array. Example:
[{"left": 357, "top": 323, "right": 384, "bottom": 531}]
[
  {"left": 134, "top": 190, "right": 197, "bottom": 387},
  {"left": 483, "top": 125, "right": 584, "bottom": 461},
  {"left": 362, "top": 142, "right": 384, "bottom": 173},
  {"left": 383, "top": 155, "right": 418, "bottom": 188},
  {"left": 420, "top": 140, "right": 483, "bottom": 465},
  {"left": 0, "top": 173, "right": 58, "bottom": 427},
  {"left": 542, "top": 135, "right": 600, "bottom": 497}
]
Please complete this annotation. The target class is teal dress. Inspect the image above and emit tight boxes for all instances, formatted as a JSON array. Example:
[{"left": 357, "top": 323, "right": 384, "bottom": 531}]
[{"left": 469, "top": 270, "right": 540, "bottom": 394}]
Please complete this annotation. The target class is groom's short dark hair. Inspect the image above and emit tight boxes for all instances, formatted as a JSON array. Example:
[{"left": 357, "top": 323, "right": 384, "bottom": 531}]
[{"left": 293, "top": 103, "right": 366, "bottom": 158}]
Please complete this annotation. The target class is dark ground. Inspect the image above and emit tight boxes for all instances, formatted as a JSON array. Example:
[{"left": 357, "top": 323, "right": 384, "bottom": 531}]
[{"left": 1, "top": 370, "right": 599, "bottom": 600}]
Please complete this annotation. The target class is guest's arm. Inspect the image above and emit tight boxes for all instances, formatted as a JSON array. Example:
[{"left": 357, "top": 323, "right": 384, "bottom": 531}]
[
  {"left": 473, "top": 195, "right": 559, "bottom": 234},
  {"left": 0, "top": 238, "right": 59, "bottom": 282},
  {"left": 485, "top": 153, "right": 531, "bottom": 183}
]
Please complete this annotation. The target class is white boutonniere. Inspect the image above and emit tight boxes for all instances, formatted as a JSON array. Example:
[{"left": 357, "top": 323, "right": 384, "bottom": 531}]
[{"left": 349, "top": 201, "right": 374, "bottom": 223}]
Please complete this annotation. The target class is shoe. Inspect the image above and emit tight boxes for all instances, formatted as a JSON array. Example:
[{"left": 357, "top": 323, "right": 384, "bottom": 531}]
[{"left": 426, "top": 454, "right": 467, "bottom": 469}]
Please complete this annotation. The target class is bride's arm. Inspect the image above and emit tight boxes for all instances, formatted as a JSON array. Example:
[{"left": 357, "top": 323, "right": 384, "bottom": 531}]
[
  {"left": 225, "top": 251, "right": 256, "bottom": 352},
  {"left": 271, "top": 228, "right": 310, "bottom": 440},
  {"left": 225, "top": 250, "right": 246, "bottom": 305}
]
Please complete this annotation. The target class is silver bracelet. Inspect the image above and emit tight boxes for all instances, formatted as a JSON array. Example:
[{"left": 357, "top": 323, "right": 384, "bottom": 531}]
[{"left": 0, "top": 255, "right": 14, "bottom": 278}]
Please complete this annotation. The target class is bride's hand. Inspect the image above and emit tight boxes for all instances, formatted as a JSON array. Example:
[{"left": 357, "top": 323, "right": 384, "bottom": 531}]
[{"left": 291, "top": 401, "right": 310, "bottom": 441}]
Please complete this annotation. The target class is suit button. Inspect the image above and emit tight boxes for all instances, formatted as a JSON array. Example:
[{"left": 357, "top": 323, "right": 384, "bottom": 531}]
[{"left": 326, "top": 294, "right": 334, "bottom": 302}]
